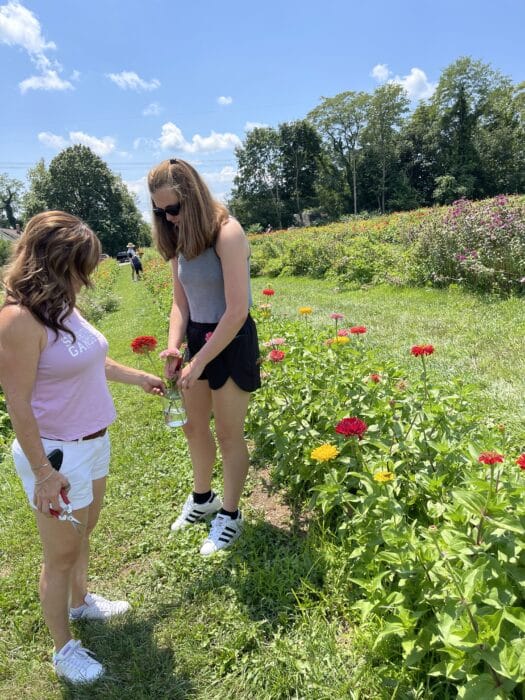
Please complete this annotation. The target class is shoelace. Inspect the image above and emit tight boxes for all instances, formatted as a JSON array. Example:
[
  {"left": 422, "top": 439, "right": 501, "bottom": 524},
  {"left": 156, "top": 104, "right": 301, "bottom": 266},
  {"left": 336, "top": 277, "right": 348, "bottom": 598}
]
[{"left": 208, "top": 515, "right": 230, "bottom": 540}]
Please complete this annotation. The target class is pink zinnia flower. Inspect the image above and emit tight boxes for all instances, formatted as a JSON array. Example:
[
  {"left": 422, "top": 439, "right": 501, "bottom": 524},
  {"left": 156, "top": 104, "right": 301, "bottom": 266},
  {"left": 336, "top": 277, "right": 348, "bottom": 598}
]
[
  {"left": 337, "top": 329, "right": 351, "bottom": 337},
  {"left": 263, "top": 337, "right": 285, "bottom": 347},
  {"left": 335, "top": 417, "right": 368, "bottom": 439},
  {"left": 267, "top": 349, "right": 285, "bottom": 362},
  {"left": 410, "top": 344, "right": 435, "bottom": 356},
  {"left": 330, "top": 313, "right": 344, "bottom": 320},
  {"left": 478, "top": 451, "right": 504, "bottom": 465}
]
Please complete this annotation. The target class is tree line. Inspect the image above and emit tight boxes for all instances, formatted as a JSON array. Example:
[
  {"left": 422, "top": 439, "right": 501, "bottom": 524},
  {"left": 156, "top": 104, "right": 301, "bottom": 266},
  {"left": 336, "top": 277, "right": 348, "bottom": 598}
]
[
  {"left": 0, "top": 146, "right": 150, "bottom": 255},
  {"left": 229, "top": 57, "right": 525, "bottom": 230}
]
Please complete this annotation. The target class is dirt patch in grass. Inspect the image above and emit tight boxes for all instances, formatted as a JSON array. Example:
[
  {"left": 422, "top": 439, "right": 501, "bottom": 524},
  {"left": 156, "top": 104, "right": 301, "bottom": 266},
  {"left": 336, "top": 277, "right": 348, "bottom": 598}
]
[{"left": 247, "top": 466, "right": 310, "bottom": 533}]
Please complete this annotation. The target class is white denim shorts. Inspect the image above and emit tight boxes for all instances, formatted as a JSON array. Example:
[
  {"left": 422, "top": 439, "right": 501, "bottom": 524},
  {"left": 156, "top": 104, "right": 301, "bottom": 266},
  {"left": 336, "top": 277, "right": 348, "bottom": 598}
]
[{"left": 12, "top": 432, "right": 111, "bottom": 511}]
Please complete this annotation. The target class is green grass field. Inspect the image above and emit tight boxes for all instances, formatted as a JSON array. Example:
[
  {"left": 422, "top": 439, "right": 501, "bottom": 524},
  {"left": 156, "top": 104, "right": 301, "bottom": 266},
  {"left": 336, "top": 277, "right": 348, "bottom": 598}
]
[{"left": 1, "top": 266, "right": 524, "bottom": 698}]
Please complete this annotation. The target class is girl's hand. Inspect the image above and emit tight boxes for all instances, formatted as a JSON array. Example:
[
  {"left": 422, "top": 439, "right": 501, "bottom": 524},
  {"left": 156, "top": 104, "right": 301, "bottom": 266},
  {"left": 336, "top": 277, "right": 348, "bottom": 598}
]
[
  {"left": 33, "top": 468, "right": 70, "bottom": 516},
  {"left": 159, "top": 348, "right": 183, "bottom": 380},
  {"left": 177, "top": 356, "right": 205, "bottom": 391}
]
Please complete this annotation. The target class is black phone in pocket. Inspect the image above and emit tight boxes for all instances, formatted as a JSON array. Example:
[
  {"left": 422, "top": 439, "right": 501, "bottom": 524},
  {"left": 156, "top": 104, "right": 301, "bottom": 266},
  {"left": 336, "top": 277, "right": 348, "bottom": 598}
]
[{"left": 47, "top": 448, "right": 64, "bottom": 471}]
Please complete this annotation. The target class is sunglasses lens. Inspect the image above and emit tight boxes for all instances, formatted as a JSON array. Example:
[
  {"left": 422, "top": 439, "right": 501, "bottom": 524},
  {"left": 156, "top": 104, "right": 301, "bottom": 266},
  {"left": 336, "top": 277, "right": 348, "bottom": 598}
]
[{"left": 152, "top": 203, "right": 181, "bottom": 217}]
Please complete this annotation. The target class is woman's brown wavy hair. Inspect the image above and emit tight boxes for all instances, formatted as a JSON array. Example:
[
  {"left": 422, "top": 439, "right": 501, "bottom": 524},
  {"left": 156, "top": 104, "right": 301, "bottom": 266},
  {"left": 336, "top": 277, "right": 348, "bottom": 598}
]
[
  {"left": 2, "top": 210, "right": 101, "bottom": 341},
  {"left": 147, "top": 158, "right": 229, "bottom": 261}
]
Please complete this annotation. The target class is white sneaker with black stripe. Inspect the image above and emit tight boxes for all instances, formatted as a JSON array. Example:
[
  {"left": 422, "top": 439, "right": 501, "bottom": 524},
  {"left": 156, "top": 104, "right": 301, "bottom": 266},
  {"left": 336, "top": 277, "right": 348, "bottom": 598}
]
[
  {"left": 170, "top": 492, "right": 222, "bottom": 531},
  {"left": 200, "top": 511, "right": 243, "bottom": 556}
]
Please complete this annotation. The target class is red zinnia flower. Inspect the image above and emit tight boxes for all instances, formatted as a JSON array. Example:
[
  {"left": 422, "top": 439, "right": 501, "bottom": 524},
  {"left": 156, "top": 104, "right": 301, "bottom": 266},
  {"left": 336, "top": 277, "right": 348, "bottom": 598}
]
[
  {"left": 267, "top": 349, "right": 285, "bottom": 362},
  {"left": 516, "top": 454, "right": 525, "bottom": 470},
  {"left": 370, "top": 373, "right": 381, "bottom": 383},
  {"left": 262, "top": 288, "right": 275, "bottom": 296},
  {"left": 335, "top": 417, "right": 368, "bottom": 439},
  {"left": 131, "top": 335, "right": 158, "bottom": 354},
  {"left": 410, "top": 344, "right": 435, "bottom": 356},
  {"left": 350, "top": 326, "right": 367, "bottom": 334},
  {"left": 478, "top": 451, "right": 504, "bottom": 465}
]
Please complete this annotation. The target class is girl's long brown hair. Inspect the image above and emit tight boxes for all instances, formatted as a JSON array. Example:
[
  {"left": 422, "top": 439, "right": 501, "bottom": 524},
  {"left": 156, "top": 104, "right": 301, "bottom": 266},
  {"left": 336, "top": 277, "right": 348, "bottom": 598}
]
[
  {"left": 147, "top": 158, "right": 229, "bottom": 260},
  {"left": 2, "top": 210, "right": 101, "bottom": 340}
]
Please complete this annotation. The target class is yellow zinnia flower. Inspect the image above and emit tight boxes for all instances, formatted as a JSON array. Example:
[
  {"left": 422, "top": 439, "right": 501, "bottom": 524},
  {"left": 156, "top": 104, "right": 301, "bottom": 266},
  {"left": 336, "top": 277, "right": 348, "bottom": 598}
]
[
  {"left": 299, "top": 306, "right": 313, "bottom": 315},
  {"left": 334, "top": 336, "right": 349, "bottom": 344},
  {"left": 373, "top": 470, "right": 395, "bottom": 483},
  {"left": 310, "top": 444, "right": 339, "bottom": 462}
]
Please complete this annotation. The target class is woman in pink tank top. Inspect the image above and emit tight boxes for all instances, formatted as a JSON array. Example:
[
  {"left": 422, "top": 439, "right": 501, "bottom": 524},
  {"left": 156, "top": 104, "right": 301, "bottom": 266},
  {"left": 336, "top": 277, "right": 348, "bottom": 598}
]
[{"left": 0, "top": 211, "right": 164, "bottom": 684}]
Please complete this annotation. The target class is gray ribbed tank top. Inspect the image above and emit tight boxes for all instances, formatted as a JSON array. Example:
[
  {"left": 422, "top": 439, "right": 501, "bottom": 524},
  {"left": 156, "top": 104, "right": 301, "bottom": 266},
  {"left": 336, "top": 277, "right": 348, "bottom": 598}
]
[{"left": 178, "top": 246, "right": 253, "bottom": 323}]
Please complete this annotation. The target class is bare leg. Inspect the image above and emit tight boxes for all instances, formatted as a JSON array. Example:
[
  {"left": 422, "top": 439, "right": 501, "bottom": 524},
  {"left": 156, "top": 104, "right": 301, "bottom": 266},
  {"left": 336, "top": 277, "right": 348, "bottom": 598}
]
[
  {"left": 212, "top": 379, "right": 251, "bottom": 511},
  {"left": 36, "top": 506, "right": 89, "bottom": 651},
  {"left": 70, "top": 477, "right": 106, "bottom": 608},
  {"left": 182, "top": 380, "right": 215, "bottom": 492}
]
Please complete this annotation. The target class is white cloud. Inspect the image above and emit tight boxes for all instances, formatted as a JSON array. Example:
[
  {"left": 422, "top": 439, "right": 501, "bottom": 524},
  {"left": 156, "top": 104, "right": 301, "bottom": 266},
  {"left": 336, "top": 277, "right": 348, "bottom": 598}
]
[
  {"left": 202, "top": 165, "right": 237, "bottom": 185},
  {"left": 371, "top": 62, "right": 436, "bottom": 101},
  {"left": 70, "top": 69, "right": 81, "bottom": 82},
  {"left": 159, "top": 122, "right": 241, "bottom": 153},
  {"left": 0, "top": 1, "right": 55, "bottom": 53},
  {"left": 244, "top": 121, "right": 269, "bottom": 131},
  {"left": 371, "top": 63, "right": 391, "bottom": 82},
  {"left": 20, "top": 69, "right": 72, "bottom": 94},
  {"left": 0, "top": 1, "right": 75, "bottom": 93},
  {"left": 38, "top": 130, "right": 116, "bottom": 157},
  {"left": 393, "top": 67, "right": 436, "bottom": 100},
  {"left": 107, "top": 71, "right": 160, "bottom": 91},
  {"left": 142, "top": 101, "right": 161, "bottom": 116},
  {"left": 38, "top": 131, "right": 67, "bottom": 149},
  {"left": 217, "top": 95, "right": 233, "bottom": 105},
  {"left": 69, "top": 131, "right": 116, "bottom": 155}
]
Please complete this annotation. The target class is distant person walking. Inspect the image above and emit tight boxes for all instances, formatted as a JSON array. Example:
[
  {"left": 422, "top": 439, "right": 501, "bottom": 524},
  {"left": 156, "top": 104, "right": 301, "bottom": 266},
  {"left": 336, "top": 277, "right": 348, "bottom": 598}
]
[
  {"left": 147, "top": 158, "right": 261, "bottom": 556},
  {"left": 0, "top": 211, "right": 164, "bottom": 684},
  {"left": 131, "top": 251, "right": 143, "bottom": 281}
]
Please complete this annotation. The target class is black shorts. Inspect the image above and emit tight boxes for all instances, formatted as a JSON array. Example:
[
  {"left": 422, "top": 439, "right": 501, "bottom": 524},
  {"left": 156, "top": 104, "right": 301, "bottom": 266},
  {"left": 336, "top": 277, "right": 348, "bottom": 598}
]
[{"left": 186, "top": 315, "right": 261, "bottom": 392}]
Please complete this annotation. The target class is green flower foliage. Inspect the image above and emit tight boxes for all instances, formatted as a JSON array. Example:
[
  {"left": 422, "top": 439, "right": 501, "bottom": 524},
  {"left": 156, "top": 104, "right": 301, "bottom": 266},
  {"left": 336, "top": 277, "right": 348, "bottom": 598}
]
[{"left": 248, "top": 306, "right": 525, "bottom": 696}]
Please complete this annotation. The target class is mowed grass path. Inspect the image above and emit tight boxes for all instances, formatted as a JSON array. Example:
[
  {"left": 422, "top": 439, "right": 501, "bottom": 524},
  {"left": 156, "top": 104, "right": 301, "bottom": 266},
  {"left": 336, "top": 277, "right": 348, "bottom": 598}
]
[{"left": 1, "top": 266, "right": 524, "bottom": 699}]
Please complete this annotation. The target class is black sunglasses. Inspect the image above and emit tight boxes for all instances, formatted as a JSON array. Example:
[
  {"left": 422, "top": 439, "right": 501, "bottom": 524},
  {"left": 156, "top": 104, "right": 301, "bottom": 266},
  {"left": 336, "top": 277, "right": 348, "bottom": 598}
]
[{"left": 153, "top": 202, "right": 182, "bottom": 217}]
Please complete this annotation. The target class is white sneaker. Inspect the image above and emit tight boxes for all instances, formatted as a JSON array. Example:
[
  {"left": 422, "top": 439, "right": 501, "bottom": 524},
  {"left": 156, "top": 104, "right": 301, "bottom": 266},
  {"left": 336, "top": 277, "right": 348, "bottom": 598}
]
[
  {"left": 170, "top": 492, "right": 222, "bottom": 531},
  {"left": 200, "top": 511, "right": 243, "bottom": 556},
  {"left": 53, "top": 639, "right": 104, "bottom": 684},
  {"left": 70, "top": 592, "right": 130, "bottom": 621}
]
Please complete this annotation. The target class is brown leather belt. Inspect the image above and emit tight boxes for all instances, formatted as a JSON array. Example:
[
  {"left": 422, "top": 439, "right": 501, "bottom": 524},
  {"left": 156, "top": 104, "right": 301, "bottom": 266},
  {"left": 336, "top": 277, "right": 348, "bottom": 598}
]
[{"left": 42, "top": 427, "right": 108, "bottom": 442}]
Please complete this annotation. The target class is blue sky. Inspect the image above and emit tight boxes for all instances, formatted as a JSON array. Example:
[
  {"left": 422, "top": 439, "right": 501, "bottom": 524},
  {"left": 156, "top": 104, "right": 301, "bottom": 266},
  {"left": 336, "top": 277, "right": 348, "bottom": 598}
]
[{"left": 1, "top": 0, "right": 524, "bottom": 219}]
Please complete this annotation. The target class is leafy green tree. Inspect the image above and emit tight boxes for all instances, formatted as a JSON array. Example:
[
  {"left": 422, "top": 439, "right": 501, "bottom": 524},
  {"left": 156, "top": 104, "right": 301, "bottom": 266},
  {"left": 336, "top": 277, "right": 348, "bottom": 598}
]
[
  {"left": 307, "top": 91, "right": 369, "bottom": 214},
  {"left": 361, "top": 83, "right": 409, "bottom": 213},
  {"left": 278, "top": 120, "right": 321, "bottom": 223},
  {"left": 24, "top": 146, "right": 149, "bottom": 254},
  {"left": 431, "top": 57, "right": 512, "bottom": 200},
  {"left": 399, "top": 103, "right": 439, "bottom": 206},
  {"left": 475, "top": 84, "right": 525, "bottom": 195},
  {"left": 0, "top": 174, "right": 24, "bottom": 228},
  {"left": 23, "top": 159, "right": 50, "bottom": 221},
  {"left": 230, "top": 127, "right": 286, "bottom": 228}
]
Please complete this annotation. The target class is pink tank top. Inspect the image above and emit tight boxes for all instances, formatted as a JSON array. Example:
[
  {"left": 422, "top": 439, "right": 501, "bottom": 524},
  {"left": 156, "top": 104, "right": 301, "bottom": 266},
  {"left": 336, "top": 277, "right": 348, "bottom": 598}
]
[{"left": 32, "top": 309, "right": 116, "bottom": 440}]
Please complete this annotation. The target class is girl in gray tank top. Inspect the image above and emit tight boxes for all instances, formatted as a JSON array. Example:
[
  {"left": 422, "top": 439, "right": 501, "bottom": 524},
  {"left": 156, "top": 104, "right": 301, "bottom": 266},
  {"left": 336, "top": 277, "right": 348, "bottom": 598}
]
[{"left": 149, "top": 158, "right": 260, "bottom": 556}]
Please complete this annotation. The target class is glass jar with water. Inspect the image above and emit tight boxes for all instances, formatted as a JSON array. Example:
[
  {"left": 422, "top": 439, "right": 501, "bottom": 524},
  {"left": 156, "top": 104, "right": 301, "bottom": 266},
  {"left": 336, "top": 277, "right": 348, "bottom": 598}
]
[{"left": 163, "top": 388, "right": 187, "bottom": 428}]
